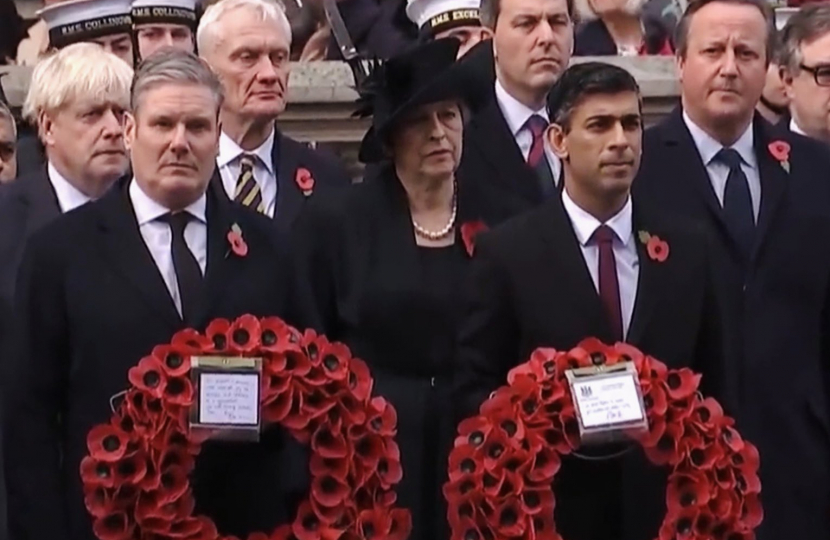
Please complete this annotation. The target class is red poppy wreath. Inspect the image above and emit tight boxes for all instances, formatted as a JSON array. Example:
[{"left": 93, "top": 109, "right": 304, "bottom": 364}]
[
  {"left": 81, "top": 315, "right": 412, "bottom": 540},
  {"left": 445, "top": 339, "right": 762, "bottom": 540}
]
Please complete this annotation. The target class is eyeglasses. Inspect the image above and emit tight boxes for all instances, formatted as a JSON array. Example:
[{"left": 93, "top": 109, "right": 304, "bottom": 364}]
[{"left": 800, "top": 63, "right": 830, "bottom": 87}]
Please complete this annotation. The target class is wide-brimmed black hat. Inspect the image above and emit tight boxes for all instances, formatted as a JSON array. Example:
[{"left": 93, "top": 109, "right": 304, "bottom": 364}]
[{"left": 355, "top": 38, "right": 480, "bottom": 163}]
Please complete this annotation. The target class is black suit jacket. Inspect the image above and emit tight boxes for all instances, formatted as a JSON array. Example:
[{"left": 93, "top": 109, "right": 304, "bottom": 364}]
[
  {"left": 4, "top": 179, "right": 302, "bottom": 540},
  {"left": 455, "top": 195, "right": 722, "bottom": 540},
  {"left": 290, "top": 167, "right": 527, "bottom": 540},
  {"left": 210, "top": 129, "right": 350, "bottom": 232},
  {"left": 634, "top": 108, "right": 830, "bottom": 540},
  {"left": 458, "top": 94, "right": 561, "bottom": 208}
]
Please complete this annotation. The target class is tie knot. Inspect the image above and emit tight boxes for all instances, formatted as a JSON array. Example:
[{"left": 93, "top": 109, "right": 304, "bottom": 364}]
[
  {"left": 715, "top": 148, "right": 743, "bottom": 169},
  {"left": 239, "top": 154, "right": 256, "bottom": 172},
  {"left": 525, "top": 115, "right": 548, "bottom": 138},
  {"left": 160, "top": 212, "right": 193, "bottom": 236},
  {"left": 592, "top": 224, "right": 616, "bottom": 245}
]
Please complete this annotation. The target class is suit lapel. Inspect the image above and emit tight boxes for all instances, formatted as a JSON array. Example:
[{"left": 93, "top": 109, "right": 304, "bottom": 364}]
[
  {"left": 466, "top": 101, "right": 543, "bottom": 204},
  {"left": 274, "top": 130, "right": 305, "bottom": 229},
  {"left": 626, "top": 211, "right": 669, "bottom": 345},
  {"left": 97, "top": 179, "right": 181, "bottom": 329},
  {"left": 23, "top": 168, "right": 61, "bottom": 240},
  {"left": 751, "top": 119, "right": 788, "bottom": 263},
  {"left": 536, "top": 198, "right": 613, "bottom": 343},
  {"left": 191, "top": 189, "right": 235, "bottom": 328}
]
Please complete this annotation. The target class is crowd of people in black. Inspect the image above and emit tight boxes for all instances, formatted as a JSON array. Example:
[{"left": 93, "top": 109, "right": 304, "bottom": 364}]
[{"left": 0, "top": 0, "right": 830, "bottom": 540}]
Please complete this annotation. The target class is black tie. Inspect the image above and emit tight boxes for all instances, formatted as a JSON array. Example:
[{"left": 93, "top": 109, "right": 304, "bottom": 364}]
[
  {"left": 160, "top": 212, "right": 203, "bottom": 322},
  {"left": 715, "top": 148, "right": 755, "bottom": 262}
]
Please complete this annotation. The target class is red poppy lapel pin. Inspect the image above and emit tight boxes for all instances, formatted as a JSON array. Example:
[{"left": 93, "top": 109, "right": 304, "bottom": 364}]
[
  {"left": 461, "top": 220, "right": 489, "bottom": 257},
  {"left": 227, "top": 223, "right": 248, "bottom": 258},
  {"left": 295, "top": 167, "right": 315, "bottom": 197},
  {"left": 638, "top": 230, "right": 669, "bottom": 263},
  {"left": 768, "top": 140, "right": 791, "bottom": 173}
]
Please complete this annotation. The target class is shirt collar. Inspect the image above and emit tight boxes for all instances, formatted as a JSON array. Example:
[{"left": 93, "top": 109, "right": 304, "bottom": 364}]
[
  {"left": 47, "top": 161, "right": 92, "bottom": 213},
  {"left": 561, "top": 188, "right": 633, "bottom": 247},
  {"left": 790, "top": 117, "right": 807, "bottom": 136},
  {"left": 129, "top": 177, "right": 207, "bottom": 226},
  {"left": 495, "top": 79, "right": 549, "bottom": 136},
  {"left": 217, "top": 126, "right": 276, "bottom": 175},
  {"left": 682, "top": 110, "right": 757, "bottom": 169}
]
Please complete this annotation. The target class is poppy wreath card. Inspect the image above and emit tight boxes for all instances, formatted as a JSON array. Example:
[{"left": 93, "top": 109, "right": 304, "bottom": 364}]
[
  {"left": 444, "top": 339, "right": 762, "bottom": 540},
  {"left": 82, "top": 315, "right": 411, "bottom": 540}
]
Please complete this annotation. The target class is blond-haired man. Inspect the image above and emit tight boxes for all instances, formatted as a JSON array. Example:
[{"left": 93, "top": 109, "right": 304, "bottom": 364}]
[
  {"left": 0, "top": 42, "right": 132, "bottom": 311},
  {"left": 198, "top": 0, "right": 350, "bottom": 231}
]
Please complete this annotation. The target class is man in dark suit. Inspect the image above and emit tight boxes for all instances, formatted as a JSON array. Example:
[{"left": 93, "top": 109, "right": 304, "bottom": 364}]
[
  {"left": 634, "top": 0, "right": 830, "bottom": 538},
  {"left": 0, "top": 43, "right": 133, "bottom": 305},
  {"left": 456, "top": 62, "right": 722, "bottom": 540},
  {"left": 197, "top": 0, "right": 350, "bottom": 231},
  {"left": 456, "top": 0, "right": 574, "bottom": 206},
  {"left": 4, "top": 50, "right": 299, "bottom": 540}
]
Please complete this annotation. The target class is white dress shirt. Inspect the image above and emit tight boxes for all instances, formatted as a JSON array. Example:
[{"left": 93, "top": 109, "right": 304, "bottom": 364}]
[
  {"left": 683, "top": 112, "right": 761, "bottom": 221},
  {"left": 562, "top": 189, "right": 640, "bottom": 338},
  {"left": 494, "top": 80, "right": 561, "bottom": 184},
  {"left": 217, "top": 128, "right": 278, "bottom": 217},
  {"left": 129, "top": 179, "right": 208, "bottom": 317},
  {"left": 790, "top": 117, "right": 808, "bottom": 137},
  {"left": 47, "top": 162, "right": 92, "bottom": 213}
]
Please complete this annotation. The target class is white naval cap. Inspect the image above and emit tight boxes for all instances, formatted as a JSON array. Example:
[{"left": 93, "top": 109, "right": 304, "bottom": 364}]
[
  {"left": 406, "top": 0, "right": 481, "bottom": 37},
  {"left": 39, "top": 0, "right": 133, "bottom": 49},
  {"left": 131, "top": 0, "right": 198, "bottom": 29}
]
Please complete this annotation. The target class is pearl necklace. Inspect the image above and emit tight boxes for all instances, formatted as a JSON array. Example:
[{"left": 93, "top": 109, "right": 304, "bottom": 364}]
[{"left": 412, "top": 186, "right": 458, "bottom": 240}]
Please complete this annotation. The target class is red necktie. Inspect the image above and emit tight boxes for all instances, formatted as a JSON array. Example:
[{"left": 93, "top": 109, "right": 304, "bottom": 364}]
[
  {"left": 525, "top": 115, "right": 548, "bottom": 168},
  {"left": 593, "top": 225, "right": 623, "bottom": 342}
]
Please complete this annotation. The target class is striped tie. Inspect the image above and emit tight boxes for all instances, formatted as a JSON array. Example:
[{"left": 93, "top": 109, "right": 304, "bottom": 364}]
[{"left": 234, "top": 154, "right": 265, "bottom": 213}]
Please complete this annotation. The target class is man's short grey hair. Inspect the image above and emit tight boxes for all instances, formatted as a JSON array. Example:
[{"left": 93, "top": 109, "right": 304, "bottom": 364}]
[
  {"left": 196, "top": 0, "right": 292, "bottom": 54},
  {"left": 131, "top": 49, "right": 224, "bottom": 114},
  {"left": 23, "top": 42, "right": 133, "bottom": 125},
  {"left": 0, "top": 101, "right": 15, "bottom": 138},
  {"left": 780, "top": 3, "right": 830, "bottom": 73}
]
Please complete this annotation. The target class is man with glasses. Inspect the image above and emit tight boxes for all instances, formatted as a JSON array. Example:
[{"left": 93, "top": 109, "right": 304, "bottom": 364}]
[{"left": 780, "top": 3, "right": 830, "bottom": 141}]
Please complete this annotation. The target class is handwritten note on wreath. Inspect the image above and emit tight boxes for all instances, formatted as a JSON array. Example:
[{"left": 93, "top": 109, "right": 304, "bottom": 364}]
[
  {"left": 572, "top": 373, "right": 645, "bottom": 429},
  {"left": 198, "top": 372, "right": 260, "bottom": 425}
]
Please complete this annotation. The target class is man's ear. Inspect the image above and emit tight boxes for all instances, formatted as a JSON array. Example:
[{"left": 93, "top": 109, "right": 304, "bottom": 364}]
[
  {"left": 123, "top": 112, "right": 137, "bottom": 151},
  {"left": 38, "top": 111, "right": 55, "bottom": 148},
  {"left": 546, "top": 123, "right": 568, "bottom": 161}
]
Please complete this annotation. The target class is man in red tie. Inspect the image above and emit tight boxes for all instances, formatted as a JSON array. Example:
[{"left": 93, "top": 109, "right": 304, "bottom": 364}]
[{"left": 454, "top": 61, "right": 724, "bottom": 540}]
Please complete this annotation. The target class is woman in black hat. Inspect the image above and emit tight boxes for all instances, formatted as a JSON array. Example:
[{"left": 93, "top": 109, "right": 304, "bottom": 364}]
[{"left": 291, "top": 38, "right": 525, "bottom": 540}]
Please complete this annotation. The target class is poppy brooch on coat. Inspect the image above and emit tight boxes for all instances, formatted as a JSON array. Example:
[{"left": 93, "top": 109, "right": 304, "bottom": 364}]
[
  {"left": 227, "top": 222, "right": 248, "bottom": 258},
  {"left": 461, "top": 221, "right": 488, "bottom": 257},
  {"left": 445, "top": 338, "right": 762, "bottom": 540},
  {"left": 81, "top": 315, "right": 412, "bottom": 540},
  {"left": 638, "top": 230, "right": 669, "bottom": 262},
  {"left": 295, "top": 167, "right": 315, "bottom": 197},
  {"left": 768, "top": 140, "right": 791, "bottom": 173}
]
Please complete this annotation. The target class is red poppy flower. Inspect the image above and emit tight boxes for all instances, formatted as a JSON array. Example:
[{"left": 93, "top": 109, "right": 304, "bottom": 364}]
[
  {"left": 660, "top": 506, "right": 699, "bottom": 540},
  {"left": 163, "top": 376, "right": 194, "bottom": 407},
  {"left": 612, "top": 341, "right": 646, "bottom": 366},
  {"left": 647, "top": 235, "right": 670, "bottom": 262},
  {"left": 295, "top": 167, "right": 315, "bottom": 196},
  {"left": 228, "top": 229, "right": 248, "bottom": 257},
  {"left": 643, "top": 383, "right": 669, "bottom": 419},
  {"left": 686, "top": 436, "right": 725, "bottom": 470},
  {"left": 311, "top": 453, "right": 351, "bottom": 481},
  {"left": 528, "top": 444, "right": 561, "bottom": 483},
  {"left": 740, "top": 492, "right": 763, "bottom": 528},
  {"left": 226, "top": 314, "right": 261, "bottom": 352},
  {"left": 713, "top": 465, "right": 737, "bottom": 493},
  {"left": 88, "top": 424, "right": 131, "bottom": 462},
  {"left": 720, "top": 425, "right": 745, "bottom": 453},
  {"left": 92, "top": 512, "right": 133, "bottom": 540},
  {"left": 571, "top": 337, "right": 614, "bottom": 366},
  {"left": 166, "top": 517, "right": 203, "bottom": 537},
  {"left": 666, "top": 471, "right": 711, "bottom": 515},
  {"left": 644, "top": 420, "right": 684, "bottom": 465},
  {"left": 311, "top": 422, "right": 349, "bottom": 459},
  {"left": 461, "top": 221, "right": 488, "bottom": 257},
  {"left": 204, "top": 318, "right": 231, "bottom": 351},
  {"left": 662, "top": 368, "right": 701, "bottom": 401},
  {"left": 84, "top": 486, "right": 113, "bottom": 518},
  {"left": 367, "top": 397, "right": 398, "bottom": 436},
  {"left": 311, "top": 473, "right": 350, "bottom": 507},
  {"left": 263, "top": 384, "right": 298, "bottom": 424},
  {"left": 293, "top": 500, "right": 324, "bottom": 540},
  {"left": 128, "top": 356, "right": 168, "bottom": 399},
  {"left": 455, "top": 415, "right": 493, "bottom": 448},
  {"left": 520, "top": 485, "right": 555, "bottom": 516},
  {"left": 448, "top": 444, "right": 483, "bottom": 482},
  {"left": 692, "top": 397, "right": 725, "bottom": 431},
  {"left": 449, "top": 515, "right": 492, "bottom": 540},
  {"left": 152, "top": 344, "right": 192, "bottom": 378},
  {"left": 335, "top": 392, "right": 367, "bottom": 425},
  {"left": 135, "top": 490, "right": 165, "bottom": 522},
  {"left": 81, "top": 457, "right": 116, "bottom": 488},
  {"left": 157, "top": 465, "right": 189, "bottom": 504},
  {"left": 386, "top": 508, "right": 413, "bottom": 540},
  {"left": 113, "top": 452, "right": 148, "bottom": 485},
  {"left": 528, "top": 509, "right": 556, "bottom": 540},
  {"left": 169, "top": 328, "right": 212, "bottom": 356},
  {"left": 347, "top": 357, "right": 373, "bottom": 402},
  {"left": 487, "top": 498, "right": 526, "bottom": 537},
  {"left": 768, "top": 140, "right": 790, "bottom": 162},
  {"left": 377, "top": 442, "right": 404, "bottom": 487},
  {"left": 317, "top": 341, "right": 351, "bottom": 382},
  {"left": 508, "top": 348, "right": 556, "bottom": 384},
  {"left": 160, "top": 444, "right": 196, "bottom": 475},
  {"left": 283, "top": 349, "right": 314, "bottom": 377}
]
